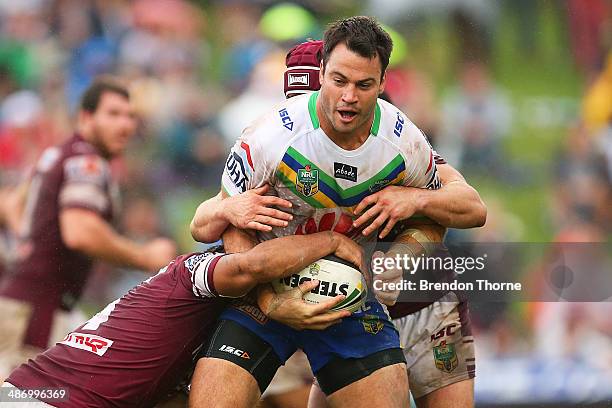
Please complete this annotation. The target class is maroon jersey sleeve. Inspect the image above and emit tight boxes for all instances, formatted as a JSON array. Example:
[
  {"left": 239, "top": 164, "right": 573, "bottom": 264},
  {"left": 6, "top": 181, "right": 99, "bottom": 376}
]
[
  {"left": 6, "top": 252, "right": 230, "bottom": 407},
  {"left": 59, "top": 154, "right": 112, "bottom": 214},
  {"left": 182, "top": 252, "right": 226, "bottom": 298}
]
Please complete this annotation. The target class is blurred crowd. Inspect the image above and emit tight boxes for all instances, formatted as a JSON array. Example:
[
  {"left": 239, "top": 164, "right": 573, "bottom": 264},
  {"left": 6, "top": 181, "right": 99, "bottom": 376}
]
[{"left": 0, "top": 0, "right": 611, "bottom": 402}]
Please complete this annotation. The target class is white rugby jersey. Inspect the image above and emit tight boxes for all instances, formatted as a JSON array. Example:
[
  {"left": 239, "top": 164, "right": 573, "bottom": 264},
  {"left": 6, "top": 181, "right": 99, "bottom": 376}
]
[{"left": 221, "top": 91, "right": 441, "bottom": 244}]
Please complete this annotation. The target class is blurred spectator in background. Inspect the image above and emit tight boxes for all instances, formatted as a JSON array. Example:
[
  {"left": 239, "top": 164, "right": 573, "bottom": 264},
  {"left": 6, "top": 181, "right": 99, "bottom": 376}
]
[
  {"left": 552, "top": 121, "right": 611, "bottom": 232},
  {"left": 157, "top": 93, "right": 227, "bottom": 190},
  {"left": 0, "top": 77, "right": 177, "bottom": 379},
  {"left": 439, "top": 60, "right": 513, "bottom": 178},
  {"left": 217, "top": 50, "right": 286, "bottom": 146},
  {"left": 566, "top": 0, "right": 611, "bottom": 79},
  {"left": 582, "top": 52, "right": 612, "bottom": 134},
  {"left": 0, "top": 89, "right": 63, "bottom": 179},
  {"left": 384, "top": 68, "right": 441, "bottom": 143},
  {"left": 217, "top": 1, "right": 275, "bottom": 94},
  {"left": 366, "top": 0, "right": 499, "bottom": 63},
  {"left": 597, "top": 121, "right": 612, "bottom": 187},
  {"left": 103, "top": 192, "right": 176, "bottom": 301},
  {"left": 530, "top": 223, "right": 612, "bottom": 371},
  {"left": 587, "top": 54, "right": 612, "bottom": 190},
  {"left": 0, "top": 183, "right": 28, "bottom": 282}
]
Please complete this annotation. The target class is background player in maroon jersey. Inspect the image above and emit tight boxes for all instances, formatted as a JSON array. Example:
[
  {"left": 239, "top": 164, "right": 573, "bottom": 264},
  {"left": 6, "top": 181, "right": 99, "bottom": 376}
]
[
  {"left": 0, "top": 77, "right": 177, "bottom": 379},
  {"left": 4, "top": 216, "right": 362, "bottom": 408}
]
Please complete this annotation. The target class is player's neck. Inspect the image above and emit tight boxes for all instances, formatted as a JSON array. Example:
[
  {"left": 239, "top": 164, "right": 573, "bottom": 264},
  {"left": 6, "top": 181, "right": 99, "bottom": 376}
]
[
  {"left": 316, "top": 101, "right": 373, "bottom": 151},
  {"left": 76, "top": 125, "right": 113, "bottom": 159}
]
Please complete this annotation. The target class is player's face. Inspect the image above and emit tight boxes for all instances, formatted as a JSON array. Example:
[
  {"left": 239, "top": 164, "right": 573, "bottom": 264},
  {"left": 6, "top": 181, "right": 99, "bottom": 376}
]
[
  {"left": 89, "top": 92, "right": 137, "bottom": 158},
  {"left": 318, "top": 42, "right": 385, "bottom": 139}
]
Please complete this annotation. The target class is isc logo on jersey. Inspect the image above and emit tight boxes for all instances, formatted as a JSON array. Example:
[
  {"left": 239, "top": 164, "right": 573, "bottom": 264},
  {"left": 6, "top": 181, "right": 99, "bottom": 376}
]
[
  {"left": 225, "top": 142, "right": 254, "bottom": 193},
  {"left": 272, "top": 257, "right": 367, "bottom": 312},
  {"left": 279, "top": 108, "right": 294, "bottom": 131},
  {"left": 394, "top": 112, "right": 405, "bottom": 138}
]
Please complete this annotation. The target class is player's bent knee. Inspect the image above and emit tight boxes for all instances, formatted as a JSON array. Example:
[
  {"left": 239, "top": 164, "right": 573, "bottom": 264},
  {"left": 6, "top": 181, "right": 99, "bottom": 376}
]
[
  {"left": 415, "top": 378, "right": 474, "bottom": 408},
  {"left": 315, "top": 348, "right": 408, "bottom": 407},
  {"left": 327, "top": 363, "right": 408, "bottom": 408},
  {"left": 316, "top": 348, "right": 406, "bottom": 396},
  {"left": 190, "top": 358, "right": 261, "bottom": 407}
]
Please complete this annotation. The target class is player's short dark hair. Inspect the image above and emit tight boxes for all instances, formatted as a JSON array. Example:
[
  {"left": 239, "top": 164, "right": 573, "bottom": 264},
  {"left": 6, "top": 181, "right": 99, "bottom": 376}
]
[
  {"left": 322, "top": 16, "right": 393, "bottom": 80},
  {"left": 80, "top": 76, "right": 130, "bottom": 113}
]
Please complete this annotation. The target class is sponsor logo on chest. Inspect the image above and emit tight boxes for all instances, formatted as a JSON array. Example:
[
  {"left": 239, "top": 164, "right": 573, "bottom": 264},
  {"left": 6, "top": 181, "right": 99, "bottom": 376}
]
[{"left": 333, "top": 162, "right": 358, "bottom": 182}]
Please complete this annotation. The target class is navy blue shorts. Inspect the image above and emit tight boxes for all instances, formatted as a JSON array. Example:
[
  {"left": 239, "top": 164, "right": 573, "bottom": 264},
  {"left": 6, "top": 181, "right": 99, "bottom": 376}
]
[{"left": 220, "top": 298, "right": 400, "bottom": 373}]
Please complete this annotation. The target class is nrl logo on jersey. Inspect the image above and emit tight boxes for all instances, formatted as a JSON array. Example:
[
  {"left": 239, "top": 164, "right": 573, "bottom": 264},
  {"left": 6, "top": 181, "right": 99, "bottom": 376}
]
[{"left": 296, "top": 165, "right": 319, "bottom": 197}]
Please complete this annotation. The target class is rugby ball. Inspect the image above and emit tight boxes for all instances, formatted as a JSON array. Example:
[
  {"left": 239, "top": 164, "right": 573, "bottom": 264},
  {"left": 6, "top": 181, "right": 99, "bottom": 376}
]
[{"left": 272, "top": 255, "right": 367, "bottom": 313}]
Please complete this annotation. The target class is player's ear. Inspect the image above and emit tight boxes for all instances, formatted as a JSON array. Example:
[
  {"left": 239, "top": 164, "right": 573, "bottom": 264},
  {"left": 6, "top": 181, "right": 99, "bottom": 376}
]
[
  {"left": 78, "top": 110, "right": 90, "bottom": 121},
  {"left": 77, "top": 109, "right": 93, "bottom": 129},
  {"left": 319, "top": 61, "right": 324, "bottom": 83},
  {"left": 378, "top": 71, "right": 386, "bottom": 94}
]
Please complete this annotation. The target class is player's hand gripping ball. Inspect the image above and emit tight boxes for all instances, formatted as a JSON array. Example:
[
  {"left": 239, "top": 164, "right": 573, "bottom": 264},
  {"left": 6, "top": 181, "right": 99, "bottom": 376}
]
[{"left": 272, "top": 255, "right": 367, "bottom": 313}]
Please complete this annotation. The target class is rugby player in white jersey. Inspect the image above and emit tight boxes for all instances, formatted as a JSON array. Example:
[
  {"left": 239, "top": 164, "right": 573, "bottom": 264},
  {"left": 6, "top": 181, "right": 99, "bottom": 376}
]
[
  {"left": 188, "top": 16, "right": 485, "bottom": 408},
  {"left": 192, "top": 37, "right": 486, "bottom": 407},
  {"left": 282, "top": 40, "right": 485, "bottom": 408}
]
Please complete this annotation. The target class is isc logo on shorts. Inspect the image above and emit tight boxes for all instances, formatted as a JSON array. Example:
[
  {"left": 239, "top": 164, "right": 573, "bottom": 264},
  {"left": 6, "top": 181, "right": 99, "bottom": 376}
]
[
  {"left": 219, "top": 344, "right": 251, "bottom": 359},
  {"left": 60, "top": 332, "right": 113, "bottom": 356}
]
